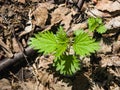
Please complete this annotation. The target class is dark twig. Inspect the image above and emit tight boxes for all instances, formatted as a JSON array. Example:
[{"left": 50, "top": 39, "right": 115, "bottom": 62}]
[
  {"left": 0, "top": 47, "right": 38, "bottom": 72},
  {"left": 77, "top": 0, "right": 85, "bottom": 11}
]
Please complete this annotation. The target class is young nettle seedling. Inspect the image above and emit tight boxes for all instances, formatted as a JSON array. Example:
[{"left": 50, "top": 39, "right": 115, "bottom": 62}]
[
  {"left": 29, "top": 25, "right": 102, "bottom": 75},
  {"left": 88, "top": 17, "right": 107, "bottom": 34}
]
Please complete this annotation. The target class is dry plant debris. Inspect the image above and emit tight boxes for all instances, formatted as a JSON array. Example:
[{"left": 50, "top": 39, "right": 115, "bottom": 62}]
[{"left": 0, "top": 0, "right": 120, "bottom": 90}]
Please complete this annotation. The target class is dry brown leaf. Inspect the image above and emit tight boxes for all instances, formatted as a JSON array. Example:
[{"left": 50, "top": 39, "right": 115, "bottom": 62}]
[
  {"left": 0, "top": 39, "right": 13, "bottom": 58},
  {"left": 31, "top": 2, "right": 55, "bottom": 28},
  {"left": 100, "top": 55, "right": 120, "bottom": 67},
  {"left": 86, "top": 8, "right": 111, "bottom": 17},
  {"left": 17, "top": 0, "right": 25, "bottom": 4},
  {"left": 109, "top": 68, "right": 120, "bottom": 77},
  {"left": 98, "top": 39, "right": 112, "bottom": 54},
  {"left": 71, "top": 21, "right": 87, "bottom": 31},
  {"left": 51, "top": 6, "right": 73, "bottom": 31},
  {"left": 105, "top": 16, "right": 120, "bottom": 30},
  {"left": 91, "top": 83, "right": 104, "bottom": 90},
  {"left": 30, "top": 0, "right": 39, "bottom": 3},
  {"left": 12, "top": 38, "right": 21, "bottom": 53},
  {"left": 112, "top": 41, "right": 120, "bottom": 54},
  {"left": 31, "top": 7, "right": 48, "bottom": 28},
  {"left": 110, "top": 84, "right": 120, "bottom": 90},
  {"left": 44, "top": 19, "right": 62, "bottom": 32},
  {"left": 37, "top": 2, "right": 55, "bottom": 10},
  {"left": 53, "top": 81, "right": 72, "bottom": 90},
  {"left": 17, "top": 81, "right": 44, "bottom": 90},
  {"left": 0, "top": 16, "right": 3, "bottom": 23},
  {"left": 51, "top": 12, "right": 62, "bottom": 24},
  {"left": 34, "top": 55, "right": 53, "bottom": 69},
  {"left": 0, "top": 78, "right": 11, "bottom": 90},
  {"left": 61, "top": 12, "right": 72, "bottom": 31},
  {"left": 117, "top": 35, "right": 120, "bottom": 43},
  {"left": 96, "top": 0, "right": 120, "bottom": 12},
  {"left": 37, "top": 71, "right": 53, "bottom": 86},
  {"left": 51, "top": 6, "right": 70, "bottom": 23}
]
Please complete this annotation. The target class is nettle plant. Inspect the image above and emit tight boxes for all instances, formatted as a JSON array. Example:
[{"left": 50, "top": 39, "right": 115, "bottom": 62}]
[
  {"left": 88, "top": 17, "right": 107, "bottom": 34},
  {"left": 29, "top": 17, "right": 106, "bottom": 75}
]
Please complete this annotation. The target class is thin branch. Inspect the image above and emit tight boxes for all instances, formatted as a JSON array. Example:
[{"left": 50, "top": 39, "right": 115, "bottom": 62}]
[
  {"left": 77, "top": 0, "right": 85, "bottom": 11},
  {"left": 0, "top": 47, "right": 38, "bottom": 72}
]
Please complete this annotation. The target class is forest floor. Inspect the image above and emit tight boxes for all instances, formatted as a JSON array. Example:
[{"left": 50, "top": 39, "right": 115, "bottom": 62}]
[{"left": 0, "top": 0, "right": 120, "bottom": 90}]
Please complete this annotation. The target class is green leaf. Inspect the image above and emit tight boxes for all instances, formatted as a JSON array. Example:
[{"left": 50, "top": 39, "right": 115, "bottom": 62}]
[
  {"left": 73, "top": 31, "right": 100, "bottom": 56},
  {"left": 96, "top": 17, "right": 102, "bottom": 24},
  {"left": 88, "top": 17, "right": 96, "bottom": 27},
  {"left": 29, "top": 26, "right": 69, "bottom": 57},
  {"left": 55, "top": 26, "right": 69, "bottom": 57},
  {"left": 54, "top": 55, "right": 80, "bottom": 75},
  {"left": 88, "top": 17, "right": 98, "bottom": 32},
  {"left": 74, "top": 29, "right": 84, "bottom": 36},
  {"left": 29, "top": 31, "right": 57, "bottom": 54},
  {"left": 88, "top": 17, "right": 107, "bottom": 34},
  {"left": 96, "top": 24, "right": 107, "bottom": 34}
]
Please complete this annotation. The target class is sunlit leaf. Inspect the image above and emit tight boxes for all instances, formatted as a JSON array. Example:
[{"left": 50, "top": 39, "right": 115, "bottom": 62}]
[
  {"left": 73, "top": 31, "right": 100, "bottom": 56},
  {"left": 88, "top": 17, "right": 107, "bottom": 34},
  {"left": 97, "top": 24, "right": 107, "bottom": 34},
  {"left": 29, "top": 32, "right": 57, "bottom": 54}
]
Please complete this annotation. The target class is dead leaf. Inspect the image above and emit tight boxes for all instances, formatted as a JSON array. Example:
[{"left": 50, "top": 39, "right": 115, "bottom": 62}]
[
  {"left": 34, "top": 55, "right": 53, "bottom": 69},
  {"left": 86, "top": 8, "right": 111, "bottom": 17},
  {"left": 98, "top": 39, "right": 112, "bottom": 54},
  {"left": 51, "top": 6, "right": 71, "bottom": 31},
  {"left": 51, "top": 12, "right": 62, "bottom": 25},
  {"left": 109, "top": 68, "right": 120, "bottom": 77},
  {"left": 37, "top": 2, "right": 55, "bottom": 10},
  {"left": 37, "top": 71, "right": 52, "bottom": 86},
  {"left": 31, "top": 6, "right": 48, "bottom": 28},
  {"left": 12, "top": 38, "right": 21, "bottom": 53},
  {"left": 112, "top": 41, "right": 120, "bottom": 54},
  {"left": 71, "top": 21, "right": 87, "bottom": 31},
  {"left": 105, "top": 16, "right": 120, "bottom": 30},
  {"left": 92, "top": 83, "right": 104, "bottom": 90},
  {"left": 61, "top": 12, "right": 72, "bottom": 31},
  {"left": 44, "top": 19, "right": 62, "bottom": 32},
  {"left": 31, "top": 2, "right": 55, "bottom": 28},
  {"left": 53, "top": 81, "right": 72, "bottom": 90},
  {"left": 30, "top": 0, "right": 39, "bottom": 3},
  {"left": 51, "top": 6, "right": 71, "bottom": 23},
  {"left": 110, "top": 84, "right": 120, "bottom": 90},
  {"left": 100, "top": 55, "right": 120, "bottom": 67},
  {"left": 96, "top": 0, "right": 120, "bottom": 12},
  {"left": 0, "top": 16, "right": 3, "bottom": 23},
  {"left": 0, "top": 78, "right": 11, "bottom": 90},
  {"left": 17, "top": 0, "right": 25, "bottom": 4},
  {"left": 0, "top": 39, "right": 13, "bottom": 58},
  {"left": 15, "top": 81, "right": 43, "bottom": 90}
]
